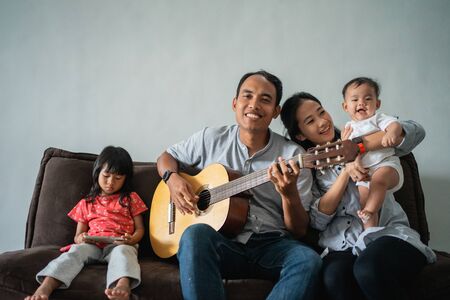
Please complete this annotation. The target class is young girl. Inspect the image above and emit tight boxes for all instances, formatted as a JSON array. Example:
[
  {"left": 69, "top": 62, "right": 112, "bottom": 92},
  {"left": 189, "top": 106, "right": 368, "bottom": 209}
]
[
  {"left": 342, "top": 77, "right": 403, "bottom": 229},
  {"left": 25, "top": 146, "right": 148, "bottom": 300},
  {"left": 280, "top": 92, "right": 436, "bottom": 300}
]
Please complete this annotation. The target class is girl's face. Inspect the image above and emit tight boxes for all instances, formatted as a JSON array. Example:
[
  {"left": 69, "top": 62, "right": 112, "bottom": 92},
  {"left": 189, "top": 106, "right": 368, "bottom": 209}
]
[
  {"left": 98, "top": 165, "right": 126, "bottom": 195},
  {"left": 295, "top": 100, "right": 335, "bottom": 145}
]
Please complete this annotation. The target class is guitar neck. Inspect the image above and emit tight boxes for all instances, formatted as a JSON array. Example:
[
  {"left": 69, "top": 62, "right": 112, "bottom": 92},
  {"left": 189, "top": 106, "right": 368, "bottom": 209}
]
[
  {"left": 209, "top": 154, "right": 303, "bottom": 204},
  {"left": 208, "top": 139, "right": 356, "bottom": 205}
]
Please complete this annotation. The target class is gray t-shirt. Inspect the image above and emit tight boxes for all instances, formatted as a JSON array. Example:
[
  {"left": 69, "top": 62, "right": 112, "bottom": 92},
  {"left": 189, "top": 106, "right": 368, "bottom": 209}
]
[{"left": 167, "top": 125, "right": 313, "bottom": 243}]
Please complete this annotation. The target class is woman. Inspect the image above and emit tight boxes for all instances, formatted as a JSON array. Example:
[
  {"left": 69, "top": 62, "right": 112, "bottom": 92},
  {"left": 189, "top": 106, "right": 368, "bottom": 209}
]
[{"left": 280, "top": 92, "right": 436, "bottom": 300}]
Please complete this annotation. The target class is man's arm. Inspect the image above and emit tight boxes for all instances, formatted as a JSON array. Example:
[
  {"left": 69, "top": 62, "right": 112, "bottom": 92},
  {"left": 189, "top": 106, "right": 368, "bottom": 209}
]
[
  {"left": 156, "top": 152, "right": 198, "bottom": 215},
  {"left": 268, "top": 157, "right": 311, "bottom": 238}
]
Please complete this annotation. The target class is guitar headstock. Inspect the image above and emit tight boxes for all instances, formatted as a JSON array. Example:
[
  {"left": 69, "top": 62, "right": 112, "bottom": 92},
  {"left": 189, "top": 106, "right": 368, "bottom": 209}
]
[{"left": 303, "top": 140, "right": 360, "bottom": 170}]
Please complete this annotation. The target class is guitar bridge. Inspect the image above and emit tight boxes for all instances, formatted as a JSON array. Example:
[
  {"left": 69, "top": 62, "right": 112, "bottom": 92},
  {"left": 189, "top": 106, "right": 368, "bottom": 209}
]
[{"left": 168, "top": 201, "right": 175, "bottom": 235}]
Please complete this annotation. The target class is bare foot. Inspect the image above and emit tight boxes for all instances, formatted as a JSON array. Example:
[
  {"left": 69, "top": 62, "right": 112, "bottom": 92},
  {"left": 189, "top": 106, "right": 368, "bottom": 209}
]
[
  {"left": 25, "top": 277, "right": 61, "bottom": 300},
  {"left": 105, "top": 278, "right": 131, "bottom": 300},
  {"left": 358, "top": 209, "right": 379, "bottom": 229},
  {"left": 24, "top": 294, "right": 49, "bottom": 300}
]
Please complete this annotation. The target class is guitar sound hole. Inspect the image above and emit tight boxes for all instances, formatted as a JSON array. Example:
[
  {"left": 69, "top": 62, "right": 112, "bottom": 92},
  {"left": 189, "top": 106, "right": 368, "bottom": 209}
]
[{"left": 197, "top": 189, "right": 211, "bottom": 211}]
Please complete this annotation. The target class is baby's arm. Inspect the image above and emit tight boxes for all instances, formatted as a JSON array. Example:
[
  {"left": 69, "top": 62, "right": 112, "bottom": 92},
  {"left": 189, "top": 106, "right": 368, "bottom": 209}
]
[
  {"left": 117, "top": 214, "right": 145, "bottom": 246},
  {"left": 382, "top": 121, "right": 402, "bottom": 147}
]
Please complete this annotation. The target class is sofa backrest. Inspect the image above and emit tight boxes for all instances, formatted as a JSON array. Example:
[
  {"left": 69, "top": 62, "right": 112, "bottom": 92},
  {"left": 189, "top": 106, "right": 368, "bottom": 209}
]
[
  {"left": 25, "top": 148, "right": 430, "bottom": 256},
  {"left": 25, "top": 147, "right": 160, "bottom": 257},
  {"left": 394, "top": 152, "right": 430, "bottom": 245}
]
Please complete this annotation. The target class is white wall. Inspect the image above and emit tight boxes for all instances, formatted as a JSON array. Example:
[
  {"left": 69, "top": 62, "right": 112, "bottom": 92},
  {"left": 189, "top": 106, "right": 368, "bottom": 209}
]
[{"left": 1, "top": 0, "right": 449, "bottom": 252}]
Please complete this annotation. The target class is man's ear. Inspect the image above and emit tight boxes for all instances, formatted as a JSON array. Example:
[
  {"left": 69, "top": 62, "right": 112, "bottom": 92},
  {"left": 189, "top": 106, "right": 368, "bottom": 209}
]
[
  {"left": 376, "top": 99, "right": 381, "bottom": 109},
  {"left": 295, "top": 133, "right": 307, "bottom": 141},
  {"left": 232, "top": 97, "right": 237, "bottom": 112},
  {"left": 272, "top": 105, "right": 281, "bottom": 119}
]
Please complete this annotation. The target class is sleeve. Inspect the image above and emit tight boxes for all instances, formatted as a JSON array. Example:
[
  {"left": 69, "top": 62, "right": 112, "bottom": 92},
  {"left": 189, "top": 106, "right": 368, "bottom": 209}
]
[
  {"left": 394, "top": 120, "right": 426, "bottom": 157},
  {"left": 297, "top": 167, "right": 313, "bottom": 212},
  {"left": 376, "top": 113, "right": 399, "bottom": 131},
  {"left": 308, "top": 182, "right": 336, "bottom": 231},
  {"left": 129, "top": 192, "right": 148, "bottom": 217},
  {"left": 166, "top": 128, "right": 205, "bottom": 171},
  {"left": 67, "top": 199, "right": 88, "bottom": 223}
]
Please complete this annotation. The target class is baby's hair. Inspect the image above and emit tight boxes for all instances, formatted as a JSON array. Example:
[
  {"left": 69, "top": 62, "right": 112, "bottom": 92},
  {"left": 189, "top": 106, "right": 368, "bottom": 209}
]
[
  {"left": 342, "top": 77, "right": 381, "bottom": 98},
  {"left": 85, "top": 146, "right": 134, "bottom": 207}
]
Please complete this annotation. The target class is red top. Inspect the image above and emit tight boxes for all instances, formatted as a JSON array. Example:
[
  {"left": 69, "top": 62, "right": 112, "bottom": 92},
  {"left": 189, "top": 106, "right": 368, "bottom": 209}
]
[{"left": 68, "top": 192, "right": 148, "bottom": 238}]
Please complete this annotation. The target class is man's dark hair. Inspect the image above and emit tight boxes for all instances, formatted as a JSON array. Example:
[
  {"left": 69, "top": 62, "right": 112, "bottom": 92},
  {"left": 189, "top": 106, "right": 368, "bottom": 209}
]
[{"left": 236, "top": 70, "right": 283, "bottom": 106}]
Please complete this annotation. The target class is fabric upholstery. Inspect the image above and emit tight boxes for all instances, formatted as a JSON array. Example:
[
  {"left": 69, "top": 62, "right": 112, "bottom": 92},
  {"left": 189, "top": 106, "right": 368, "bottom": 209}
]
[{"left": 0, "top": 148, "right": 449, "bottom": 300}]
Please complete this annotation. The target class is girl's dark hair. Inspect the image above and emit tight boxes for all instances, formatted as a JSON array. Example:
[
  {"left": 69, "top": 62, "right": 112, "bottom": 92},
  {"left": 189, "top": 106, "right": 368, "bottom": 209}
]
[
  {"left": 280, "top": 92, "right": 341, "bottom": 150},
  {"left": 85, "top": 146, "right": 134, "bottom": 207},
  {"left": 342, "top": 77, "right": 380, "bottom": 98}
]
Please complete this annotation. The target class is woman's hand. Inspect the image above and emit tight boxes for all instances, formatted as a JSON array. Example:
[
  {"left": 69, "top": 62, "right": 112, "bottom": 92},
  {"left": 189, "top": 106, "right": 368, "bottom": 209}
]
[
  {"left": 268, "top": 157, "right": 300, "bottom": 197},
  {"left": 166, "top": 174, "right": 199, "bottom": 215},
  {"left": 345, "top": 155, "right": 369, "bottom": 182}
]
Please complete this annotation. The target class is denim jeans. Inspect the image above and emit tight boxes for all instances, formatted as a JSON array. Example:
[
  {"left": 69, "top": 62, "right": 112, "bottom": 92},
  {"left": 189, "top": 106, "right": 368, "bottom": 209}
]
[{"left": 177, "top": 223, "right": 321, "bottom": 300}]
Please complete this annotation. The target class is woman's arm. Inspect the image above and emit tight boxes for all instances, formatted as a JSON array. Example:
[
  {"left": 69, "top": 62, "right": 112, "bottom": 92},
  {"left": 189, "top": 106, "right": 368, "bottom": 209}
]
[
  {"left": 317, "top": 168, "right": 351, "bottom": 215},
  {"left": 359, "top": 120, "right": 425, "bottom": 154}
]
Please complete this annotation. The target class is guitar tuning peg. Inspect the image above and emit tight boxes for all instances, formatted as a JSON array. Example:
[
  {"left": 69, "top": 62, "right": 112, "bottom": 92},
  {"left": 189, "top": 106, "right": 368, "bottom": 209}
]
[{"left": 319, "top": 169, "right": 325, "bottom": 175}]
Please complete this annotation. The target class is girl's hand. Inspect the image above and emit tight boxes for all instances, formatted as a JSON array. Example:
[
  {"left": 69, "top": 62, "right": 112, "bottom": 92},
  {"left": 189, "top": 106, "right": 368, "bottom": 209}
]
[
  {"left": 341, "top": 125, "right": 353, "bottom": 141},
  {"left": 345, "top": 155, "right": 369, "bottom": 182},
  {"left": 115, "top": 233, "right": 134, "bottom": 245},
  {"left": 268, "top": 157, "right": 300, "bottom": 197},
  {"left": 75, "top": 232, "right": 92, "bottom": 244}
]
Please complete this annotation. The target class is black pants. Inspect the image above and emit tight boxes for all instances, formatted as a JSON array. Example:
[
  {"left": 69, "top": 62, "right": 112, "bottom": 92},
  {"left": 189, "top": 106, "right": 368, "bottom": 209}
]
[{"left": 321, "top": 236, "right": 427, "bottom": 300}]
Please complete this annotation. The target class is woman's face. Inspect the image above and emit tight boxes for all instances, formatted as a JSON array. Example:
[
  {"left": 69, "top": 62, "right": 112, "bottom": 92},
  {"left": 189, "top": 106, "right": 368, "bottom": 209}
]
[{"left": 295, "top": 100, "right": 335, "bottom": 145}]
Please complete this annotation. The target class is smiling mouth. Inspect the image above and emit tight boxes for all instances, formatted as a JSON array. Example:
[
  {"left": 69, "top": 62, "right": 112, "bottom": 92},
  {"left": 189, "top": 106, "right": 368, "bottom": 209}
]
[
  {"left": 245, "top": 112, "right": 262, "bottom": 119},
  {"left": 319, "top": 125, "right": 331, "bottom": 135}
]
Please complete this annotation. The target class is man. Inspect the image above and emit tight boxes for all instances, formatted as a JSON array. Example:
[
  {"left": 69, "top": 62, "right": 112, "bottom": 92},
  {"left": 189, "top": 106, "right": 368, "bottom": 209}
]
[{"left": 157, "top": 70, "right": 321, "bottom": 300}]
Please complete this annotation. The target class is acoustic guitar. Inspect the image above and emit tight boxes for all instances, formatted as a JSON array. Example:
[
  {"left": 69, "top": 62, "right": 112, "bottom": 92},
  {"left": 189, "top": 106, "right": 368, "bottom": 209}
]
[{"left": 150, "top": 140, "right": 359, "bottom": 258}]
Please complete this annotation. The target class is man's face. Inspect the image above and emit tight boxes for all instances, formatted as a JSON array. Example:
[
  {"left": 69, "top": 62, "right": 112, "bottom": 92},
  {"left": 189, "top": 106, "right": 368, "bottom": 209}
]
[{"left": 232, "top": 75, "right": 280, "bottom": 134}]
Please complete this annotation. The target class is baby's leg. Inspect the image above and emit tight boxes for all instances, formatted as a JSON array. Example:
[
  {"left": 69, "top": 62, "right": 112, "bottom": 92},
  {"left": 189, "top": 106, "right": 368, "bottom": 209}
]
[
  {"left": 360, "top": 166, "right": 399, "bottom": 229},
  {"left": 24, "top": 276, "right": 62, "bottom": 300}
]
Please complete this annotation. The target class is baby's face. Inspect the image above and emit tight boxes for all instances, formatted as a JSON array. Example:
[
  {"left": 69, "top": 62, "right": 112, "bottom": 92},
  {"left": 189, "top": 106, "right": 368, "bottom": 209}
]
[{"left": 342, "top": 83, "right": 380, "bottom": 121}]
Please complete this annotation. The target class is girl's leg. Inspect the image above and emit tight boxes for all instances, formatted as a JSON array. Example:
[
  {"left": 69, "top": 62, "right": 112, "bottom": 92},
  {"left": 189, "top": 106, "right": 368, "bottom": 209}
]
[
  {"left": 321, "top": 250, "right": 364, "bottom": 300},
  {"left": 354, "top": 236, "right": 427, "bottom": 300},
  {"left": 34, "top": 243, "right": 101, "bottom": 288},
  {"left": 104, "top": 244, "right": 139, "bottom": 300}
]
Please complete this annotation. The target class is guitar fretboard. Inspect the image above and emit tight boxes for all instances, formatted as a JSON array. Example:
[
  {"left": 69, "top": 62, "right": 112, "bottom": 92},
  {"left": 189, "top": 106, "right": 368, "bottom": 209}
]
[{"left": 209, "top": 154, "right": 303, "bottom": 204}]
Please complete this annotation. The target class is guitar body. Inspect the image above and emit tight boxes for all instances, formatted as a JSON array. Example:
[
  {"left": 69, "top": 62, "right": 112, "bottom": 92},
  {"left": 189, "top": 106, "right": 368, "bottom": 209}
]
[{"left": 150, "top": 164, "right": 249, "bottom": 258}]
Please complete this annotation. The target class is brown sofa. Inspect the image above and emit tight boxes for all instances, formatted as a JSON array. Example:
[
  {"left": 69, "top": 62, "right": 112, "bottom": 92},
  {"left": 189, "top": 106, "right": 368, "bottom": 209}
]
[{"left": 0, "top": 147, "right": 449, "bottom": 299}]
